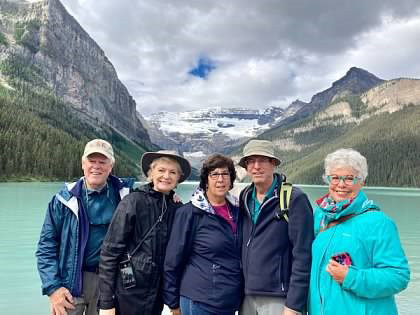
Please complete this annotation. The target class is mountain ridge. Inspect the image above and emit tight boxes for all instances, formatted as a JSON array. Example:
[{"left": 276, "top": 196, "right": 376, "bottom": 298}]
[
  {"left": 0, "top": 0, "right": 152, "bottom": 148},
  {"left": 0, "top": 0, "right": 156, "bottom": 180},
  {"left": 146, "top": 67, "right": 386, "bottom": 158},
  {"left": 1, "top": 0, "right": 419, "bottom": 186},
  {"left": 241, "top": 76, "right": 420, "bottom": 187},
  {"left": 271, "top": 67, "right": 385, "bottom": 131}
]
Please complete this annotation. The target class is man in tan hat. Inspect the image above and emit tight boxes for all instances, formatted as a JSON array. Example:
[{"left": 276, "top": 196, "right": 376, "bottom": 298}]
[
  {"left": 238, "top": 139, "right": 314, "bottom": 315},
  {"left": 36, "top": 139, "right": 133, "bottom": 315}
]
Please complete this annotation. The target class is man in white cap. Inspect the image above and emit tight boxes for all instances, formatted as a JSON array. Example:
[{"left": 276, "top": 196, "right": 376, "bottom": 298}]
[
  {"left": 238, "top": 139, "right": 314, "bottom": 315},
  {"left": 36, "top": 139, "right": 133, "bottom": 315}
]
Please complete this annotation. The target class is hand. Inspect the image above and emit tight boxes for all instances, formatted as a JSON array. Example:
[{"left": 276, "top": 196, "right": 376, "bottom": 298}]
[
  {"left": 99, "top": 309, "right": 116, "bottom": 315},
  {"left": 170, "top": 308, "right": 181, "bottom": 315},
  {"left": 283, "top": 306, "right": 300, "bottom": 315},
  {"left": 326, "top": 259, "right": 349, "bottom": 284},
  {"left": 173, "top": 193, "right": 183, "bottom": 203},
  {"left": 49, "top": 287, "right": 75, "bottom": 315}
]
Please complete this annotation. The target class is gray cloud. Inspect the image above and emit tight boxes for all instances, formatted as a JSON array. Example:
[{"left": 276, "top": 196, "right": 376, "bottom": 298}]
[{"left": 60, "top": 0, "right": 420, "bottom": 114}]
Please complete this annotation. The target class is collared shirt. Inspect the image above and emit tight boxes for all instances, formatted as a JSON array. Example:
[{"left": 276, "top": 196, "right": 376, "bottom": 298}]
[
  {"left": 81, "top": 180, "right": 116, "bottom": 268},
  {"left": 248, "top": 176, "right": 278, "bottom": 224}
]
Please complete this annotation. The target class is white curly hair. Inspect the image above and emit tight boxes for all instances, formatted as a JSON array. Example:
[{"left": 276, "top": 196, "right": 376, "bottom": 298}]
[{"left": 323, "top": 148, "right": 368, "bottom": 183}]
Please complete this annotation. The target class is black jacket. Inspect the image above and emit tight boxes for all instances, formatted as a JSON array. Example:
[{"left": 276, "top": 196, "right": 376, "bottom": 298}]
[
  {"left": 98, "top": 183, "right": 181, "bottom": 315},
  {"left": 163, "top": 188, "right": 242, "bottom": 313},
  {"left": 240, "top": 174, "right": 314, "bottom": 312}
]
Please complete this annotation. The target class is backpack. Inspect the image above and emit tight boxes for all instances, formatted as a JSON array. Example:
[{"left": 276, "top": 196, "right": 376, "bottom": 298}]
[{"left": 275, "top": 182, "right": 293, "bottom": 222}]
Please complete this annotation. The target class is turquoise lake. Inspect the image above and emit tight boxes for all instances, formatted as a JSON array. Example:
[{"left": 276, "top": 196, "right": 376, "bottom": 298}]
[{"left": 0, "top": 182, "right": 419, "bottom": 314}]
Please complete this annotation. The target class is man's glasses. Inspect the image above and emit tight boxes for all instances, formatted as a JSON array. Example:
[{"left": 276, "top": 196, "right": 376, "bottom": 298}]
[
  {"left": 325, "top": 175, "right": 361, "bottom": 185},
  {"left": 245, "top": 157, "right": 271, "bottom": 166},
  {"left": 209, "top": 172, "right": 230, "bottom": 179}
]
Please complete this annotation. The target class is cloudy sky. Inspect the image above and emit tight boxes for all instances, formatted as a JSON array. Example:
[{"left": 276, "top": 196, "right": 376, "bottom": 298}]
[{"left": 59, "top": 0, "right": 420, "bottom": 115}]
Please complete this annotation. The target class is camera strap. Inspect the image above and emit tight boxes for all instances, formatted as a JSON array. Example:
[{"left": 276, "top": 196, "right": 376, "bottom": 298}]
[{"left": 127, "top": 195, "right": 167, "bottom": 259}]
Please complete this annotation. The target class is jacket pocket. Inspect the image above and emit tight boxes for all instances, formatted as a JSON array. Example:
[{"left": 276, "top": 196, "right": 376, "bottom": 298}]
[{"left": 126, "top": 252, "right": 157, "bottom": 290}]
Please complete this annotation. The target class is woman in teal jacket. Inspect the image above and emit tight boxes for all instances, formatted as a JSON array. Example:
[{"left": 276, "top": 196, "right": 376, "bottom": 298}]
[{"left": 308, "top": 148, "right": 410, "bottom": 315}]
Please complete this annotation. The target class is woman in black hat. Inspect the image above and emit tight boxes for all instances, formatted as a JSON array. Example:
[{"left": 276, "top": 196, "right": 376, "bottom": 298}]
[{"left": 98, "top": 150, "right": 191, "bottom": 315}]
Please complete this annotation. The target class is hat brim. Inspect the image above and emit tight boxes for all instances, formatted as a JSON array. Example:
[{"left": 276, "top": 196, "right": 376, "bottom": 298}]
[
  {"left": 83, "top": 149, "right": 113, "bottom": 161},
  {"left": 141, "top": 152, "right": 191, "bottom": 183},
  {"left": 238, "top": 153, "right": 281, "bottom": 168}
]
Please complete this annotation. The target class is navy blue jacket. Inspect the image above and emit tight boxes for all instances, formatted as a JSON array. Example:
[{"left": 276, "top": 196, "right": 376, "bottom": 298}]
[
  {"left": 240, "top": 174, "right": 314, "bottom": 313},
  {"left": 36, "top": 175, "right": 132, "bottom": 297},
  {"left": 163, "top": 188, "right": 242, "bottom": 313}
]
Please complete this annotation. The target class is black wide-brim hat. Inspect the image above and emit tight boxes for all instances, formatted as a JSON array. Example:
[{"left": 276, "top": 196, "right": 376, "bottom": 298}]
[{"left": 141, "top": 150, "right": 191, "bottom": 183}]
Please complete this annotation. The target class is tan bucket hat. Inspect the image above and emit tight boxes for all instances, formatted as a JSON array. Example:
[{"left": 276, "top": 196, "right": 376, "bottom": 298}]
[
  {"left": 238, "top": 139, "right": 281, "bottom": 168},
  {"left": 141, "top": 150, "right": 191, "bottom": 183}
]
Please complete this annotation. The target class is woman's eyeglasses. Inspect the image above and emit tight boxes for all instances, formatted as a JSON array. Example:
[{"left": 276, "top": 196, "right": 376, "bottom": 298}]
[
  {"left": 209, "top": 172, "right": 230, "bottom": 179},
  {"left": 325, "top": 175, "right": 361, "bottom": 185}
]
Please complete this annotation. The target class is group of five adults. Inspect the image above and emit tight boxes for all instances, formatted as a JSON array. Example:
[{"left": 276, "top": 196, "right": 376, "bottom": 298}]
[{"left": 36, "top": 138, "right": 410, "bottom": 315}]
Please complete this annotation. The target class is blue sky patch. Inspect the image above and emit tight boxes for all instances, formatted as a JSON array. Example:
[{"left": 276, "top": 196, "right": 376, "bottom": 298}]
[{"left": 188, "top": 57, "right": 216, "bottom": 79}]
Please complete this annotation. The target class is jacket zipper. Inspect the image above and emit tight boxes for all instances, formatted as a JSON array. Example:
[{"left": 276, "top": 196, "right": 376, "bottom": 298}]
[
  {"left": 244, "top": 186, "right": 283, "bottom": 290},
  {"left": 158, "top": 195, "right": 167, "bottom": 222},
  {"left": 211, "top": 211, "right": 239, "bottom": 249},
  {"left": 155, "top": 196, "right": 167, "bottom": 267},
  {"left": 318, "top": 226, "right": 337, "bottom": 315},
  {"left": 244, "top": 189, "right": 277, "bottom": 276},
  {"left": 245, "top": 193, "right": 277, "bottom": 247}
]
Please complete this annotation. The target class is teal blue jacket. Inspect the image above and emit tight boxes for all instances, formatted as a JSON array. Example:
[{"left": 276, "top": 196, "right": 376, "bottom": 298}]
[{"left": 308, "top": 191, "right": 410, "bottom": 315}]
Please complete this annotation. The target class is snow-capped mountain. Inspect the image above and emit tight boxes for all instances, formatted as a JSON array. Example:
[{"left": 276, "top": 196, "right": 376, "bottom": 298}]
[{"left": 144, "top": 102, "right": 305, "bottom": 167}]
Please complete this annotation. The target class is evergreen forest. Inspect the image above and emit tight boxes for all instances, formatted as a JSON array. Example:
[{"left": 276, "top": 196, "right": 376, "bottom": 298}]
[
  {"left": 268, "top": 106, "right": 420, "bottom": 187},
  {"left": 0, "top": 84, "right": 150, "bottom": 181}
]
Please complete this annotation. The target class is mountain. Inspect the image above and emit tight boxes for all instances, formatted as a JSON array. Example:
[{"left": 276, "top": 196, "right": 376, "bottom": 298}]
[
  {"left": 2, "top": 1, "right": 418, "bottom": 186},
  {"left": 236, "top": 76, "right": 420, "bottom": 187},
  {"left": 146, "top": 67, "right": 420, "bottom": 187},
  {"left": 146, "top": 67, "right": 383, "bottom": 165},
  {"left": 0, "top": 0, "right": 155, "bottom": 180},
  {"left": 0, "top": 0, "right": 153, "bottom": 145},
  {"left": 274, "top": 67, "right": 385, "bottom": 130},
  {"left": 145, "top": 104, "right": 305, "bottom": 167}
]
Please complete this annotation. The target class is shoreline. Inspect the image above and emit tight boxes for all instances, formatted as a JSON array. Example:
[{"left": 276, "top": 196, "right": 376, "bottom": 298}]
[{"left": 1, "top": 180, "right": 420, "bottom": 191}]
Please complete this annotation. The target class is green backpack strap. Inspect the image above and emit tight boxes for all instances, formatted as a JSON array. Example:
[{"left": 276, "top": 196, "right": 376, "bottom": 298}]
[{"left": 277, "top": 182, "right": 293, "bottom": 222}]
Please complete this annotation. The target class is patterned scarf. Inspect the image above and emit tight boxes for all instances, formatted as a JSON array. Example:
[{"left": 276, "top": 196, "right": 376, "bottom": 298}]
[
  {"left": 316, "top": 193, "right": 355, "bottom": 213},
  {"left": 315, "top": 190, "right": 380, "bottom": 234}
]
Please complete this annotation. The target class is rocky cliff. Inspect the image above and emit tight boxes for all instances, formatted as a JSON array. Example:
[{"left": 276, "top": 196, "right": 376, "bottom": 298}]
[
  {"left": 0, "top": 0, "right": 151, "bottom": 146},
  {"left": 361, "top": 78, "right": 420, "bottom": 113},
  {"left": 275, "top": 67, "right": 385, "bottom": 129}
]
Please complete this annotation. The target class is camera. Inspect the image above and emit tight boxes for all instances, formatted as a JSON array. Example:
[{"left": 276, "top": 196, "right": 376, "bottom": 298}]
[{"left": 119, "top": 258, "right": 137, "bottom": 289}]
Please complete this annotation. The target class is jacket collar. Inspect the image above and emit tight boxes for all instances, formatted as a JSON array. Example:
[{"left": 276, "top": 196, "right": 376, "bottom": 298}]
[
  {"left": 191, "top": 187, "right": 239, "bottom": 214},
  {"left": 244, "top": 173, "right": 285, "bottom": 197},
  {"left": 136, "top": 182, "right": 176, "bottom": 199},
  {"left": 68, "top": 174, "right": 129, "bottom": 198}
]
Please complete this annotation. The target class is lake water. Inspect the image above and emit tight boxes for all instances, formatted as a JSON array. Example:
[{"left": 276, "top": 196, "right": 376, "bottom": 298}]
[{"left": 0, "top": 182, "right": 419, "bottom": 314}]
